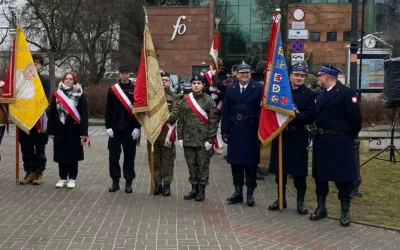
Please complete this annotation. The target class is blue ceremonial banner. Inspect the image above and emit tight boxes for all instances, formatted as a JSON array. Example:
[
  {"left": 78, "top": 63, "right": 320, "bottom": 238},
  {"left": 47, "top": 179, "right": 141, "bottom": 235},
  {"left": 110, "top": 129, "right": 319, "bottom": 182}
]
[{"left": 264, "top": 31, "right": 295, "bottom": 115}]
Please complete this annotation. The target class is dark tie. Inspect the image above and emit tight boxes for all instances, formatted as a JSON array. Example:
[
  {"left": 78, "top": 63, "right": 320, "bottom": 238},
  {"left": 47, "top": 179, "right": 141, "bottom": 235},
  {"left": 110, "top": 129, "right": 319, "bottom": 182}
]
[{"left": 241, "top": 87, "right": 245, "bottom": 94}]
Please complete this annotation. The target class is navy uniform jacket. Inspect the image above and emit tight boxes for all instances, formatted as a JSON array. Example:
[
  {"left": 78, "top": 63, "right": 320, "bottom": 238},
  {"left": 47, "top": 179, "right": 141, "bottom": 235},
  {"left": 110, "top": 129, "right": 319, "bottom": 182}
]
[
  {"left": 221, "top": 80, "right": 263, "bottom": 166},
  {"left": 312, "top": 81, "right": 362, "bottom": 182},
  {"left": 269, "top": 84, "right": 316, "bottom": 176}
]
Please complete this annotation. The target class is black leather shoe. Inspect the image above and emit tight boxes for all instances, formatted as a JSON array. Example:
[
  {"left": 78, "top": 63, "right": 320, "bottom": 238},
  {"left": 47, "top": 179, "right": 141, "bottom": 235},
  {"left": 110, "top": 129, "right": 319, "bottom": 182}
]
[
  {"left": 246, "top": 188, "right": 255, "bottom": 207},
  {"left": 153, "top": 184, "right": 163, "bottom": 195},
  {"left": 195, "top": 184, "right": 206, "bottom": 201},
  {"left": 310, "top": 196, "right": 328, "bottom": 221},
  {"left": 184, "top": 184, "right": 198, "bottom": 200},
  {"left": 296, "top": 189, "right": 309, "bottom": 215},
  {"left": 226, "top": 185, "right": 243, "bottom": 204},
  {"left": 162, "top": 184, "right": 171, "bottom": 197},
  {"left": 108, "top": 180, "right": 120, "bottom": 192},
  {"left": 340, "top": 200, "right": 351, "bottom": 227},
  {"left": 256, "top": 172, "right": 265, "bottom": 180},
  {"left": 268, "top": 199, "right": 287, "bottom": 210},
  {"left": 125, "top": 180, "right": 133, "bottom": 193}
]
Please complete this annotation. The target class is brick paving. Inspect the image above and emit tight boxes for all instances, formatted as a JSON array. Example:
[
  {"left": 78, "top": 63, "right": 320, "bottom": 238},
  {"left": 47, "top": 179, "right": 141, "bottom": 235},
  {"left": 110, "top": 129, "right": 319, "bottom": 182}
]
[{"left": 0, "top": 125, "right": 399, "bottom": 250}]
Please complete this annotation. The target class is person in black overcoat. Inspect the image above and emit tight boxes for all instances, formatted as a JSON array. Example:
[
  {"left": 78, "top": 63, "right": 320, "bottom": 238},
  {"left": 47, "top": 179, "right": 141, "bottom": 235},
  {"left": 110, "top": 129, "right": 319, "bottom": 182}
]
[
  {"left": 221, "top": 62, "right": 263, "bottom": 207},
  {"left": 47, "top": 72, "right": 89, "bottom": 189},
  {"left": 310, "top": 65, "right": 362, "bottom": 227},
  {"left": 268, "top": 63, "right": 316, "bottom": 214}
]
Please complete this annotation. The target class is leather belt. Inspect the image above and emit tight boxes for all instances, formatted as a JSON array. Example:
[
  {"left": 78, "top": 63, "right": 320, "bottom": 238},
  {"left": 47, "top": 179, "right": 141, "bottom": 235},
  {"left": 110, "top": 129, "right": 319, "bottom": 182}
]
[
  {"left": 317, "top": 128, "right": 349, "bottom": 135},
  {"left": 232, "top": 114, "right": 256, "bottom": 121}
]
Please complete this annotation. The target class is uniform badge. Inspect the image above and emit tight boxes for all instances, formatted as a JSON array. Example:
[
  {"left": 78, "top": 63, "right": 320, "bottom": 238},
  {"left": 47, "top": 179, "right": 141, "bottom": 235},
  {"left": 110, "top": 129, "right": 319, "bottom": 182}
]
[{"left": 352, "top": 97, "right": 357, "bottom": 103}]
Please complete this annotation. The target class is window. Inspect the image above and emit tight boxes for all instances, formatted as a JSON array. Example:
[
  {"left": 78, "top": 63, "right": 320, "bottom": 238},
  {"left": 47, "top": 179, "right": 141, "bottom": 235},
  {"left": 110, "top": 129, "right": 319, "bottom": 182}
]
[
  {"left": 310, "top": 32, "right": 320, "bottom": 41},
  {"left": 327, "top": 32, "right": 337, "bottom": 41},
  {"left": 146, "top": 0, "right": 210, "bottom": 6}
]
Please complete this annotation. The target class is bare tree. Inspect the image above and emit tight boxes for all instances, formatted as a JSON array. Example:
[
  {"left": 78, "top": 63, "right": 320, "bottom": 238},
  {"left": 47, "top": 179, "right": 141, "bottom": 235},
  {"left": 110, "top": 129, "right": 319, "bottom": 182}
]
[{"left": 20, "top": 0, "right": 82, "bottom": 88}]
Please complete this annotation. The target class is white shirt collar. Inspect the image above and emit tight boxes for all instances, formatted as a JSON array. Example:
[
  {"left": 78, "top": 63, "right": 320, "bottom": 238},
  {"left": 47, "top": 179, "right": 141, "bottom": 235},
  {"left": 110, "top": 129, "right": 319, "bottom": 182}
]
[
  {"left": 327, "top": 84, "right": 336, "bottom": 91},
  {"left": 239, "top": 83, "right": 249, "bottom": 90}
]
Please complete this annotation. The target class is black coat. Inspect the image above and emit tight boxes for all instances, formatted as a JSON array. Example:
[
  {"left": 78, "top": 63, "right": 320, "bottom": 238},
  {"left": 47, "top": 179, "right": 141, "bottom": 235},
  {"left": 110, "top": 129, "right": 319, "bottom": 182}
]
[
  {"left": 221, "top": 80, "right": 263, "bottom": 166},
  {"left": 105, "top": 81, "right": 141, "bottom": 131},
  {"left": 47, "top": 94, "right": 89, "bottom": 163},
  {"left": 269, "top": 85, "right": 316, "bottom": 176},
  {"left": 312, "top": 82, "right": 362, "bottom": 182}
]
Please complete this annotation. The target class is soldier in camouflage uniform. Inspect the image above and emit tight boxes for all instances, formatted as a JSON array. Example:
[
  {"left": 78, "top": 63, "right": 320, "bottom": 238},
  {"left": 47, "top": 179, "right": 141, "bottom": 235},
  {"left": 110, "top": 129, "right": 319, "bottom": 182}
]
[
  {"left": 147, "top": 72, "right": 181, "bottom": 197},
  {"left": 177, "top": 74, "right": 219, "bottom": 202}
]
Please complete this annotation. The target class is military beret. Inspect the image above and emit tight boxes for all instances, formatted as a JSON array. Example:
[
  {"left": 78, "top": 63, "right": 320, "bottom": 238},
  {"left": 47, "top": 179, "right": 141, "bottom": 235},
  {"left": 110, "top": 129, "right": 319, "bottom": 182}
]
[
  {"left": 317, "top": 64, "right": 342, "bottom": 77},
  {"left": 161, "top": 71, "right": 170, "bottom": 78},
  {"left": 236, "top": 61, "right": 251, "bottom": 73},
  {"left": 291, "top": 62, "right": 308, "bottom": 74},
  {"left": 191, "top": 74, "right": 204, "bottom": 83},
  {"left": 118, "top": 65, "right": 131, "bottom": 72}
]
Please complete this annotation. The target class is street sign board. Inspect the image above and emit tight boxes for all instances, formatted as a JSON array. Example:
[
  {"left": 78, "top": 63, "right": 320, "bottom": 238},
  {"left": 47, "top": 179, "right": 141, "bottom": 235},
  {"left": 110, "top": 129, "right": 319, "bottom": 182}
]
[
  {"left": 291, "top": 53, "right": 305, "bottom": 62},
  {"left": 292, "top": 8, "right": 305, "bottom": 21},
  {"left": 290, "top": 40, "right": 304, "bottom": 53},
  {"left": 288, "top": 29, "right": 308, "bottom": 39},
  {"left": 292, "top": 22, "right": 305, "bottom": 30}
]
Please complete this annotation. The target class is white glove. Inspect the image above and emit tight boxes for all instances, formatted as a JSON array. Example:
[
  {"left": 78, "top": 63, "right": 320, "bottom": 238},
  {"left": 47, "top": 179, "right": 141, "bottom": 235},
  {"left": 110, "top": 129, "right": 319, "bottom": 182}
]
[
  {"left": 132, "top": 128, "right": 141, "bottom": 140},
  {"left": 178, "top": 140, "right": 183, "bottom": 148},
  {"left": 205, "top": 141, "right": 213, "bottom": 151},
  {"left": 211, "top": 94, "right": 218, "bottom": 100},
  {"left": 49, "top": 135, "right": 55, "bottom": 139},
  {"left": 209, "top": 86, "right": 216, "bottom": 91},
  {"left": 106, "top": 128, "right": 114, "bottom": 138}
]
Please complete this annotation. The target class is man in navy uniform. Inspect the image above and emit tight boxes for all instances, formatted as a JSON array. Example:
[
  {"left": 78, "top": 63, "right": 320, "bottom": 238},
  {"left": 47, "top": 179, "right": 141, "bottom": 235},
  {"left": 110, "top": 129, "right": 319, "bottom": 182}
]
[
  {"left": 310, "top": 64, "right": 362, "bottom": 227},
  {"left": 268, "top": 63, "right": 316, "bottom": 215},
  {"left": 221, "top": 62, "right": 263, "bottom": 207}
]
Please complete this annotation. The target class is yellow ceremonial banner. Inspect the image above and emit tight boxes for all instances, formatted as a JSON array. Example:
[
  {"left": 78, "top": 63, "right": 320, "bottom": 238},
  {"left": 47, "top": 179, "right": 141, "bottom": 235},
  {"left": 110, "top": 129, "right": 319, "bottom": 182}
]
[
  {"left": 133, "top": 23, "right": 169, "bottom": 145},
  {"left": 9, "top": 27, "right": 48, "bottom": 134}
]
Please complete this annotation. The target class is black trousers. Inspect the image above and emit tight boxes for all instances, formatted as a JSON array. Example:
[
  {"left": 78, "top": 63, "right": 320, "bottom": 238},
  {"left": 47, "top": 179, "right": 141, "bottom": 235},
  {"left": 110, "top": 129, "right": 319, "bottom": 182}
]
[
  {"left": 231, "top": 164, "right": 257, "bottom": 188},
  {"left": 108, "top": 129, "right": 136, "bottom": 181},
  {"left": 315, "top": 180, "right": 352, "bottom": 201},
  {"left": 59, "top": 162, "right": 78, "bottom": 180},
  {"left": 275, "top": 174, "right": 307, "bottom": 191},
  {"left": 19, "top": 127, "right": 48, "bottom": 175}
]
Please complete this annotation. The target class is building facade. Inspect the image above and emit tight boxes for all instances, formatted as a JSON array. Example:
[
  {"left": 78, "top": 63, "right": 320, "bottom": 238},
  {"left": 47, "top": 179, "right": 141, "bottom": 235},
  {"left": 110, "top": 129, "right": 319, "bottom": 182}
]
[{"left": 146, "top": 0, "right": 395, "bottom": 78}]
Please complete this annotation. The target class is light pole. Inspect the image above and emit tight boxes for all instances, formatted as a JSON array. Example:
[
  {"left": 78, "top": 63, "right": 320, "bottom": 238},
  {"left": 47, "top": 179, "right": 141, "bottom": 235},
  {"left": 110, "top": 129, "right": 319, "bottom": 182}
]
[{"left": 350, "top": 0, "right": 362, "bottom": 198}]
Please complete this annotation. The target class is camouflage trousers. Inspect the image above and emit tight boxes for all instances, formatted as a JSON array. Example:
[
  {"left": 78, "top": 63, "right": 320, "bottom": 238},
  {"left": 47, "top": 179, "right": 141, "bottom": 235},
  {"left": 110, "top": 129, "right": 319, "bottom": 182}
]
[
  {"left": 147, "top": 142, "right": 176, "bottom": 185},
  {"left": 183, "top": 146, "right": 213, "bottom": 186}
]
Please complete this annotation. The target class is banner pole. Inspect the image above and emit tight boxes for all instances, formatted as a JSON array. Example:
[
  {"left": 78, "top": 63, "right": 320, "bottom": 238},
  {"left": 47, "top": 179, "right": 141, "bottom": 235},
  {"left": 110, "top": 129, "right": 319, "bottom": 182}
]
[
  {"left": 16, "top": 126, "right": 19, "bottom": 185},
  {"left": 279, "top": 133, "right": 283, "bottom": 211},
  {"left": 150, "top": 144, "right": 154, "bottom": 196}
]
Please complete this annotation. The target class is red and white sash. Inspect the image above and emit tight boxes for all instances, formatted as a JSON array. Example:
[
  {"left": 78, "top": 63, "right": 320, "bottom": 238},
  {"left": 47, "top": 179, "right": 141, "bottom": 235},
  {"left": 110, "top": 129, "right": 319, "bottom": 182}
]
[
  {"left": 36, "top": 112, "right": 48, "bottom": 132},
  {"left": 163, "top": 122, "right": 177, "bottom": 144},
  {"left": 217, "top": 100, "right": 223, "bottom": 111},
  {"left": 0, "top": 103, "right": 9, "bottom": 133},
  {"left": 55, "top": 90, "right": 81, "bottom": 124},
  {"left": 214, "top": 135, "right": 223, "bottom": 149},
  {"left": 186, "top": 92, "right": 208, "bottom": 124},
  {"left": 205, "top": 71, "right": 213, "bottom": 85},
  {"left": 111, "top": 83, "right": 135, "bottom": 118}
]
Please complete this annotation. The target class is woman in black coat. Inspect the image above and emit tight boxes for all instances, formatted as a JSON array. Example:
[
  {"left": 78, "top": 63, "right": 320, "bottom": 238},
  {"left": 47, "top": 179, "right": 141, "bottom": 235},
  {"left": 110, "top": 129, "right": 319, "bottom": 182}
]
[
  {"left": 47, "top": 72, "right": 89, "bottom": 189},
  {"left": 268, "top": 63, "right": 316, "bottom": 214}
]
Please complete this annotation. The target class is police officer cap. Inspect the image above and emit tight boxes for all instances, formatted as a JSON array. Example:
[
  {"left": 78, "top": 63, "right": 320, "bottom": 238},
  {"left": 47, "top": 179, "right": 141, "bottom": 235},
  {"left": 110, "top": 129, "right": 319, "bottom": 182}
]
[
  {"left": 191, "top": 74, "right": 204, "bottom": 83},
  {"left": 231, "top": 64, "right": 239, "bottom": 71},
  {"left": 236, "top": 61, "right": 251, "bottom": 73},
  {"left": 290, "top": 62, "right": 308, "bottom": 74},
  {"left": 160, "top": 71, "right": 170, "bottom": 78},
  {"left": 118, "top": 65, "right": 131, "bottom": 72},
  {"left": 318, "top": 64, "right": 342, "bottom": 77}
]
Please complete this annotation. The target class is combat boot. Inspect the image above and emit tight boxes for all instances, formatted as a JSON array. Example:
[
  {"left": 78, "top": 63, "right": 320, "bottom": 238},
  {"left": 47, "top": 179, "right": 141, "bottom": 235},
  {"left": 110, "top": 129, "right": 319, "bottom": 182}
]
[
  {"left": 246, "top": 187, "right": 255, "bottom": 207},
  {"left": 195, "top": 184, "right": 206, "bottom": 201},
  {"left": 125, "top": 179, "right": 133, "bottom": 193},
  {"left": 20, "top": 172, "right": 35, "bottom": 185},
  {"left": 310, "top": 195, "right": 328, "bottom": 221},
  {"left": 268, "top": 186, "right": 287, "bottom": 210},
  {"left": 162, "top": 184, "right": 171, "bottom": 197},
  {"left": 153, "top": 184, "right": 163, "bottom": 195},
  {"left": 340, "top": 200, "right": 351, "bottom": 227},
  {"left": 296, "top": 189, "right": 309, "bottom": 215},
  {"left": 183, "top": 184, "right": 198, "bottom": 200},
  {"left": 109, "top": 179, "right": 120, "bottom": 192},
  {"left": 32, "top": 174, "right": 43, "bottom": 185},
  {"left": 226, "top": 185, "right": 243, "bottom": 204}
]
